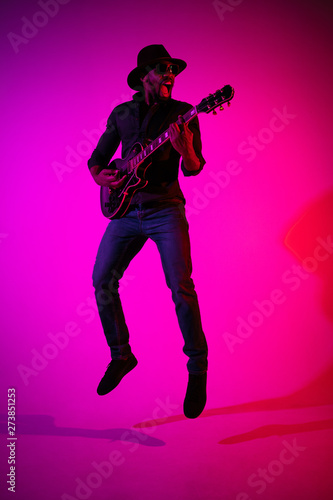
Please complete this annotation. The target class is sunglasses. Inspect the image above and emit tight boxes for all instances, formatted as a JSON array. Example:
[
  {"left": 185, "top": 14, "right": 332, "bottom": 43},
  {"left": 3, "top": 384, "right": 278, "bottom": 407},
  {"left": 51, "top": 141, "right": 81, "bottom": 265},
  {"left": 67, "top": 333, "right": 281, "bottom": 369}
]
[{"left": 154, "top": 63, "right": 179, "bottom": 75}]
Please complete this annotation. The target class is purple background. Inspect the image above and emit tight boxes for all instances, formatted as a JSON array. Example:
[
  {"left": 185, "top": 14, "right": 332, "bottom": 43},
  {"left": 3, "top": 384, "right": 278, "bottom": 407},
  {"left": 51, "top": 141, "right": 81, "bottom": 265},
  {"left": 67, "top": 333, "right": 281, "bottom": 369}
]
[{"left": 1, "top": 0, "right": 333, "bottom": 499}]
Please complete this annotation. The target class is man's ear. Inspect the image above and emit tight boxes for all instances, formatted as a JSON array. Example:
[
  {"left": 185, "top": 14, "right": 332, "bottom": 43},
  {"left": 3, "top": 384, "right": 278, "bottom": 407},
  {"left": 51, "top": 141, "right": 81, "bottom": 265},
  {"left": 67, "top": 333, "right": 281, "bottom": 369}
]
[{"left": 140, "top": 71, "right": 147, "bottom": 83}]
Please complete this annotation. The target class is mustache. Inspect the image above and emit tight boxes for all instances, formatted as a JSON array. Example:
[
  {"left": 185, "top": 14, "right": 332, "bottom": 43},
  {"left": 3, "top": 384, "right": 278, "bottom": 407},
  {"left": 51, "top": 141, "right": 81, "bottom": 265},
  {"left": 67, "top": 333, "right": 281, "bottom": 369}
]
[{"left": 162, "top": 77, "right": 174, "bottom": 84}]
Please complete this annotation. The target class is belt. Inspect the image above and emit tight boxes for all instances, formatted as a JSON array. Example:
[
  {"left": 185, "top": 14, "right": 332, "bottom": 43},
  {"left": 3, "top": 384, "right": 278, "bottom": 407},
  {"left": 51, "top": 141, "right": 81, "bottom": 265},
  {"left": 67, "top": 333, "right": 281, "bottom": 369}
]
[{"left": 129, "top": 201, "right": 180, "bottom": 211}]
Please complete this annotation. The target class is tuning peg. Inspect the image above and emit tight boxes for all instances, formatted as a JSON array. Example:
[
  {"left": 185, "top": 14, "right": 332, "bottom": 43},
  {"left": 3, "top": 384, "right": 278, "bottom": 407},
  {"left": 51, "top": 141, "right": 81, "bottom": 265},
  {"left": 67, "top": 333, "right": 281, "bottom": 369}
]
[
  {"left": 227, "top": 101, "right": 231, "bottom": 107},
  {"left": 219, "top": 105, "right": 224, "bottom": 111},
  {"left": 213, "top": 109, "right": 217, "bottom": 115}
]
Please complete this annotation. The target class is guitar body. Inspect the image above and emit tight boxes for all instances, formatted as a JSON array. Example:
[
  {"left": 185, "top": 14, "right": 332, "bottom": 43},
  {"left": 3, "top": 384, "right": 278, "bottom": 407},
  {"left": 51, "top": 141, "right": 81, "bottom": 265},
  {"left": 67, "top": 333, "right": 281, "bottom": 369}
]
[
  {"left": 100, "top": 142, "right": 152, "bottom": 219},
  {"left": 99, "top": 84, "right": 235, "bottom": 219}
]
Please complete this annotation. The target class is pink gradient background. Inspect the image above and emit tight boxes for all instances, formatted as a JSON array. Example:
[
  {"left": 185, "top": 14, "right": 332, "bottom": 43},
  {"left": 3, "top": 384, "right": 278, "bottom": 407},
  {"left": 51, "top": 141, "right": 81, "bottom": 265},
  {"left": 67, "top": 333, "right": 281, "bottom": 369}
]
[{"left": 1, "top": 0, "right": 333, "bottom": 499}]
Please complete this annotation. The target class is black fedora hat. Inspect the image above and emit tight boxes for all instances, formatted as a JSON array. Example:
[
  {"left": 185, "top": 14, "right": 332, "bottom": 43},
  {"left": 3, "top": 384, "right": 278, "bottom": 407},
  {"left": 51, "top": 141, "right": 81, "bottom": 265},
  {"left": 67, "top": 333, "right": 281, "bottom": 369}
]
[{"left": 127, "top": 44, "right": 187, "bottom": 89}]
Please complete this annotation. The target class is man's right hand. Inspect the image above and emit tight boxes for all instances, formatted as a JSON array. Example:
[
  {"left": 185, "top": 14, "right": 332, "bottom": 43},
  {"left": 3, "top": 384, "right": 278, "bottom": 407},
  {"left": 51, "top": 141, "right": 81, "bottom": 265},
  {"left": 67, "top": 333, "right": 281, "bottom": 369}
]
[{"left": 90, "top": 165, "right": 126, "bottom": 189}]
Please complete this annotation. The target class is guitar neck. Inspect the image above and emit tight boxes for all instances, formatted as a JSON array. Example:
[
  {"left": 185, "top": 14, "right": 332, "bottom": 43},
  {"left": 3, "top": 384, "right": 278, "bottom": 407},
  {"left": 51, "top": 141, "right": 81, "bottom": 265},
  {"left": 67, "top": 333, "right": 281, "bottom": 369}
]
[
  {"left": 129, "top": 84, "right": 234, "bottom": 170},
  {"left": 130, "top": 106, "right": 198, "bottom": 169}
]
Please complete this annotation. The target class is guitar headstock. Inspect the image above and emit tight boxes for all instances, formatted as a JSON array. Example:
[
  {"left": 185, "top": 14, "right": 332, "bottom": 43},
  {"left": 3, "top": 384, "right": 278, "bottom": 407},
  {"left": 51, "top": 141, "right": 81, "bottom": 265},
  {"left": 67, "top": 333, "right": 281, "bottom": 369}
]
[{"left": 198, "top": 84, "right": 235, "bottom": 115}]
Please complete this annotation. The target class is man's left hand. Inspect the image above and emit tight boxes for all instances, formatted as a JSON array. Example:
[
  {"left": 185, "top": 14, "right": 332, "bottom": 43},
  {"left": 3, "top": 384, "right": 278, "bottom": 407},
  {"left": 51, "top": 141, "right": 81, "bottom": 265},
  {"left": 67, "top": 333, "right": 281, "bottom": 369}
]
[{"left": 169, "top": 115, "right": 194, "bottom": 157}]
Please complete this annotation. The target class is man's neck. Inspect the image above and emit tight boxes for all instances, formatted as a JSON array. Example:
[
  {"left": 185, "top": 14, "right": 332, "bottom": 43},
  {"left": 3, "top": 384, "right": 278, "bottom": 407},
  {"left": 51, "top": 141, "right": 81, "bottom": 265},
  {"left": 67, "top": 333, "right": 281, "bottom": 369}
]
[{"left": 145, "top": 91, "right": 172, "bottom": 106}]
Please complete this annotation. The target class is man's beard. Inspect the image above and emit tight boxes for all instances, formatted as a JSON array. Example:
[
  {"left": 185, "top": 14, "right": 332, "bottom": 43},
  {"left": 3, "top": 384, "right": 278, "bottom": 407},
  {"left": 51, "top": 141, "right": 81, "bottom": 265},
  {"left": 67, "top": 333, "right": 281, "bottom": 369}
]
[{"left": 145, "top": 80, "right": 173, "bottom": 105}]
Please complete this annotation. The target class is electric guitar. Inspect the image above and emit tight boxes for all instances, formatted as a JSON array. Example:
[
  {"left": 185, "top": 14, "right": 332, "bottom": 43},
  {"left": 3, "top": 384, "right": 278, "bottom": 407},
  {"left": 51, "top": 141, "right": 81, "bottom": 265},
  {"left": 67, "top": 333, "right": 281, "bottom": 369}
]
[{"left": 100, "top": 84, "right": 235, "bottom": 219}]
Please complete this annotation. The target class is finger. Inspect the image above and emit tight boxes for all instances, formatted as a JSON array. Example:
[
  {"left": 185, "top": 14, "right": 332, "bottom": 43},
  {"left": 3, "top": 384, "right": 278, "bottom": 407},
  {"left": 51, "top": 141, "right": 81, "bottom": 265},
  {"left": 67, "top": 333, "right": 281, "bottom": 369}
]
[
  {"left": 109, "top": 176, "right": 125, "bottom": 188},
  {"left": 183, "top": 122, "right": 192, "bottom": 136},
  {"left": 172, "top": 123, "right": 180, "bottom": 134},
  {"left": 102, "top": 170, "right": 114, "bottom": 178},
  {"left": 103, "top": 168, "right": 119, "bottom": 176},
  {"left": 169, "top": 125, "right": 176, "bottom": 139},
  {"left": 176, "top": 116, "right": 185, "bottom": 134}
]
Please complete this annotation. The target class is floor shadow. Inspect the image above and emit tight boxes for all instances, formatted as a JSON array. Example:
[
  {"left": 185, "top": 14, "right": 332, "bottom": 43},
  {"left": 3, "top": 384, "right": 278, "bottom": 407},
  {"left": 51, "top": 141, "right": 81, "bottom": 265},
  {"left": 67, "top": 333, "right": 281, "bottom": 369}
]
[
  {"left": 218, "top": 418, "right": 333, "bottom": 444},
  {"left": 133, "top": 362, "right": 333, "bottom": 429},
  {"left": 0, "top": 413, "right": 165, "bottom": 446}
]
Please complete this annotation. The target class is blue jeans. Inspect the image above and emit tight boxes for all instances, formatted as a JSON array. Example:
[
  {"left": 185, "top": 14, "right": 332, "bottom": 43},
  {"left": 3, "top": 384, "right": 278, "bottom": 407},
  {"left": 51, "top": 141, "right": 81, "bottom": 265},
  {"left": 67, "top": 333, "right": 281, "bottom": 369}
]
[{"left": 92, "top": 204, "right": 208, "bottom": 374}]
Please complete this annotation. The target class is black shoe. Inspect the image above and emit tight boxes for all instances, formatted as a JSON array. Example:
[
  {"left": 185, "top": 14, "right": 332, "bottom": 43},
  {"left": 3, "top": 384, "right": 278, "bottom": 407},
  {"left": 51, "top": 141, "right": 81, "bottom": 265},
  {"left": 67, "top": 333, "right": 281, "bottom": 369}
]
[
  {"left": 97, "top": 354, "right": 138, "bottom": 395},
  {"left": 183, "top": 372, "right": 207, "bottom": 419}
]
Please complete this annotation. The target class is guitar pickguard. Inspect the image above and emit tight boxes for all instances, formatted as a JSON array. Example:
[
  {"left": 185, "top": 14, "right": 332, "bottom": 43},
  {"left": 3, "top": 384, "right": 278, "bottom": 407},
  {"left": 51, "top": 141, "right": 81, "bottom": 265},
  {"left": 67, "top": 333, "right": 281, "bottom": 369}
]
[{"left": 100, "top": 142, "right": 152, "bottom": 219}]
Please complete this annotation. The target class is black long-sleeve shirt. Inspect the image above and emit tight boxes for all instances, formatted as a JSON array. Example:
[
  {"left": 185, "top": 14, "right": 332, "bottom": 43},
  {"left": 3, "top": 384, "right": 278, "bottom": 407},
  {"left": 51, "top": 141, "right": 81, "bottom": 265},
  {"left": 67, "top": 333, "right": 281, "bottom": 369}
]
[{"left": 88, "top": 92, "right": 205, "bottom": 206}]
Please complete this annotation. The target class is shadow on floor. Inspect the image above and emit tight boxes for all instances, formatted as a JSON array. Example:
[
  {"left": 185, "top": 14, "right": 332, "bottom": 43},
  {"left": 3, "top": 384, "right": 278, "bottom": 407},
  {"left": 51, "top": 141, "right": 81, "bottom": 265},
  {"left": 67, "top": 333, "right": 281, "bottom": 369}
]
[
  {"left": 218, "top": 418, "right": 333, "bottom": 444},
  {"left": 0, "top": 413, "right": 165, "bottom": 446},
  {"left": 132, "top": 360, "right": 333, "bottom": 432}
]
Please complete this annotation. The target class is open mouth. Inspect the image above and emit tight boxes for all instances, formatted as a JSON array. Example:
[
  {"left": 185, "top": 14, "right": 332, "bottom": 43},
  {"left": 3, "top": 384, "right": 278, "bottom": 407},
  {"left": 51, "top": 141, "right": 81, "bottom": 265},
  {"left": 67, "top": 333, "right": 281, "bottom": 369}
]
[{"left": 160, "top": 81, "right": 172, "bottom": 97}]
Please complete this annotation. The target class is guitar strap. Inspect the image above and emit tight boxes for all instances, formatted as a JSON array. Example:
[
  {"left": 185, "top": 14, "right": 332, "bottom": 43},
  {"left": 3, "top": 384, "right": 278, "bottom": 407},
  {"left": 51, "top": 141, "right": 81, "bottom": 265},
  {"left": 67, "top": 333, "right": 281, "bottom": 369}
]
[
  {"left": 140, "top": 101, "right": 187, "bottom": 150},
  {"left": 139, "top": 102, "right": 160, "bottom": 146}
]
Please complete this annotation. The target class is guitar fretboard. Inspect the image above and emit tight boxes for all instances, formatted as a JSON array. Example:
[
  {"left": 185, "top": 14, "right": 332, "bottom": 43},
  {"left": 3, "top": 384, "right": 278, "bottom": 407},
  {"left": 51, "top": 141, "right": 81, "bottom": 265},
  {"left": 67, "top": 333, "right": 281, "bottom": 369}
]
[{"left": 129, "top": 106, "right": 198, "bottom": 170}]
